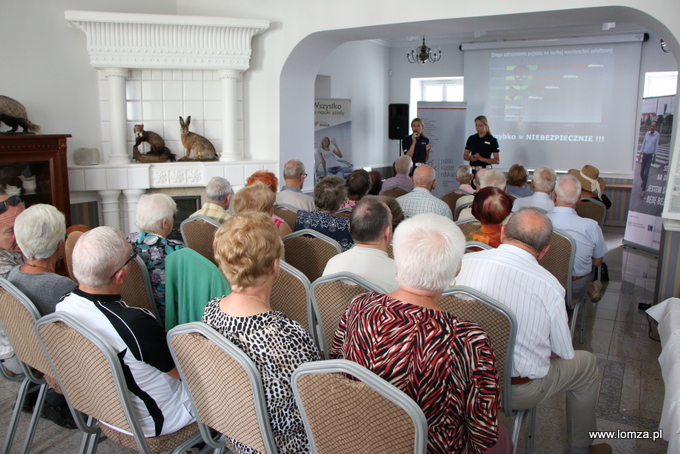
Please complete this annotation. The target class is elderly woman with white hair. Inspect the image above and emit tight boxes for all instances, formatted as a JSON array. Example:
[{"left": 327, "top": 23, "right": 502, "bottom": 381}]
[
  {"left": 127, "top": 193, "right": 184, "bottom": 320},
  {"left": 6, "top": 204, "right": 78, "bottom": 428},
  {"left": 331, "top": 213, "right": 511, "bottom": 454}
]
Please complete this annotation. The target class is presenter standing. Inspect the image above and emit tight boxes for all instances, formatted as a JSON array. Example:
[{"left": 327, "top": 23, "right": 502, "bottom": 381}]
[
  {"left": 464, "top": 116, "right": 500, "bottom": 181},
  {"left": 402, "top": 118, "right": 431, "bottom": 173},
  {"left": 317, "top": 137, "right": 345, "bottom": 178}
]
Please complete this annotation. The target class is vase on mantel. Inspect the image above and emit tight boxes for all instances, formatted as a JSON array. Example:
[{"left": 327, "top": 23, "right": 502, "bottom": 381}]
[{"left": 19, "top": 175, "right": 37, "bottom": 194}]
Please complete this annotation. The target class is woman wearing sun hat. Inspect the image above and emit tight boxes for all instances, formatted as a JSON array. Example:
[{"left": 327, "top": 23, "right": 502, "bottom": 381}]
[{"left": 567, "top": 165, "right": 611, "bottom": 209}]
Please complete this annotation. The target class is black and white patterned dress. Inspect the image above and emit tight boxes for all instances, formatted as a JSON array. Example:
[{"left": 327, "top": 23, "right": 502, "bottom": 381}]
[{"left": 202, "top": 298, "right": 320, "bottom": 454}]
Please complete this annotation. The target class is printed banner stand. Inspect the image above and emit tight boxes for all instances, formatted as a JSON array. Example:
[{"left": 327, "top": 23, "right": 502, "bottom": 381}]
[
  {"left": 314, "top": 99, "right": 353, "bottom": 182},
  {"left": 623, "top": 94, "right": 675, "bottom": 253}
]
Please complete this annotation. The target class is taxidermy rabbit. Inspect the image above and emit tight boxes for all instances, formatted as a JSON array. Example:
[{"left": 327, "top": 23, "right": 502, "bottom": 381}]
[
  {"left": 132, "top": 124, "right": 176, "bottom": 162},
  {"left": 0, "top": 95, "right": 40, "bottom": 133},
  {"left": 179, "top": 116, "right": 218, "bottom": 161}
]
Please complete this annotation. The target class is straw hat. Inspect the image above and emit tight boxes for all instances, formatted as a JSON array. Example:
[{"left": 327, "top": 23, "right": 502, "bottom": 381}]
[{"left": 568, "top": 165, "right": 606, "bottom": 196}]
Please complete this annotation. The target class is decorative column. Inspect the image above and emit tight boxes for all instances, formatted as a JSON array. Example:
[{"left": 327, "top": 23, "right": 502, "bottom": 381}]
[
  {"left": 217, "top": 70, "right": 242, "bottom": 161},
  {"left": 103, "top": 68, "right": 131, "bottom": 165},
  {"left": 99, "top": 190, "right": 122, "bottom": 230},
  {"left": 122, "top": 189, "right": 145, "bottom": 235}
]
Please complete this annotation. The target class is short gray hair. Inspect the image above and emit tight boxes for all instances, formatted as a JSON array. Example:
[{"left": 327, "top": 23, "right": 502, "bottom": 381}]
[
  {"left": 413, "top": 165, "right": 435, "bottom": 187},
  {"left": 349, "top": 196, "right": 391, "bottom": 243},
  {"left": 206, "top": 177, "right": 232, "bottom": 203},
  {"left": 14, "top": 204, "right": 65, "bottom": 260},
  {"left": 283, "top": 159, "right": 305, "bottom": 180},
  {"left": 393, "top": 213, "right": 465, "bottom": 292},
  {"left": 456, "top": 165, "right": 471, "bottom": 184},
  {"left": 394, "top": 156, "right": 412, "bottom": 175},
  {"left": 533, "top": 166, "right": 557, "bottom": 192},
  {"left": 505, "top": 208, "right": 553, "bottom": 253},
  {"left": 479, "top": 169, "right": 506, "bottom": 190},
  {"left": 73, "top": 226, "right": 130, "bottom": 288},
  {"left": 135, "top": 193, "right": 177, "bottom": 233},
  {"left": 554, "top": 174, "right": 581, "bottom": 206}
]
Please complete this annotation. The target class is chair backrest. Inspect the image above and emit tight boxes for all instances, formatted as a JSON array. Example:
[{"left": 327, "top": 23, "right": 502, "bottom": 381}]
[
  {"left": 334, "top": 207, "right": 352, "bottom": 218},
  {"left": 310, "top": 272, "right": 384, "bottom": 358},
  {"left": 0, "top": 279, "right": 52, "bottom": 382},
  {"left": 292, "top": 359, "right": 428, "bottom": 454},
  {"left": 465, "top": 241, "right": 493, "bottom": 253},
  {"left": 119, "top": 255, "right": 159, "bottom": 320},
  {"left": 453, "top": 201, "right": 473, "bottom": 221},
  {"left": 576, "top": 196, "right": 607, "bottom": 227},
  {"left": 455, "top": 218, "right": 481, "bottom": 236},
  {"left": 382, "top": 186, "right": 411, "bottom": 199},
  {"left": 538, "top": 228, "right": 575, "bottom": 302},
  {"left": 273, "top": 204, "right": 299, "bottom": 229},
  {"left": 65, "top": 230, "right": 84, "bottom": 283},
  {"left": 283, "top": 229, "right": 342, "bottom": 283},
  {"left": 168, "top": 323, "right": 278, "bottom": 454},
  {"left": 180, "top": 215, "right": 221, "bottom": 264},
  {"left": 36, "top": 312, "right": 139, "bottom": 438},
  {"left": 442, "top": 191, "right": 468, "bottom": 215},
  {"left": 271, "top": 261, "right": 312, "bottom": 333},
  {"left": 439, "top": 286, "right": 517, "bottom": 417}
]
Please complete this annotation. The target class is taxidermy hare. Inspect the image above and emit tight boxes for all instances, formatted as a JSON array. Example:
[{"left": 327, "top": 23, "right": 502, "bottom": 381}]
[{"left": 179, "top": 116, "right": 218, "bottom": 161}]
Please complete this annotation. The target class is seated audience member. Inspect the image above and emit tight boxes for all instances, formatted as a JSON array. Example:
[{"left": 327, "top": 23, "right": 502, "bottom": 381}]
[
  {"left": 506, "top": 164, "right": 533, "bottom": 197},
  {"left": 568, "top": 165, "right": 612, "bottom": 209},
  {"left": 380, "top": 155, "right": 414, "bottom": 194},
  {"left": 0, "top": 194, "right": 25, "bottom": 277},
  {"left": 368, "top": 170, "right": 383, "bottom": 195},
  {"left": 339, "top": 169, "right": 372, "bottom": 210},
  {"left": 396, "top": 165, "right": 453, "bottom": 219},
  {"left": 455, "top": 165, "right": 476, "bottom": 194},
  {"left": 548, "top": 175, "right": 607, "bottom": 303},
  {"left": 456, "top": 208, "right": 610, "bottom": 454},
  {"left": 277, "top": 159, "right": 315, "bottom": 211},
  {"left": 379, "top": 195, "right": 405, "bottom": 232},
  {"left": 322, "top": 196, "right": 397, "bottom": 292},
  {"left": 190, "top": 176, "right": 233, "bottom": 223},
  {"left": 456, "top": 169, "right": 507, "bottom": 221},
  {"left": 331, "top": 213, "right": 509, "bottom": 454},
  {"left": 203, "top": 212, "right": 319, "bottom": 454},
  {"left": 57, "top": 226, "right": 195, "bottom": 437},
  {"left": 295, "top": 176, "right": 353, "bottom": 251},
  {"left": 7, "top": 204, "right": 77, "bottom": 428},
  {"left": 512, "top": 166, "right": 556, "bottom": 213},
  {"left": 233, "top": 182, "right": 292, "bottom": 239},
  {"left": 247, "top": 170, "right": 293, "bottom": 233},
  {"left": 127, "top": 193, "right": 184, "bottom": 320},
  {"left": 467, "top": 187, "right": 513, "bottom": 248}
]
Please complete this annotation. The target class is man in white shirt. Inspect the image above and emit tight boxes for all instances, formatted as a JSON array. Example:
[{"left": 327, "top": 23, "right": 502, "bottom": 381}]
[
  {"left": 639, "top": 121, "right": 659, "bottom": 194},
  {"left": 512, "top": 166, "right": 557, "bottom": 213},
  {"left": 322, "top": 195, "right": 397, "bottom": 292},
  {"left": 57, "top": 226, "right": 195, "bottom": 438},
  {"left": 456, "top": 208, "right": 610, "bottom": 454},
  {"left": 396, "top": 165, "right": 452, "bottom": 219},
  {"left": 548, "top": 174, "right": 607, "bottom": 303},
  {"left": 276, "top": 159, "right": 315, "bottom": 211}
]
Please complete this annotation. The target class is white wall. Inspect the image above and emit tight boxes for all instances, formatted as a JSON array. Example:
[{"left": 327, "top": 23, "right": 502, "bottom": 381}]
[
  {"left": 317, "top": 40, "right": 390, "bottom": 169},
  {"left": 0, "top": 0, "right": 176, "bottom": 161}
]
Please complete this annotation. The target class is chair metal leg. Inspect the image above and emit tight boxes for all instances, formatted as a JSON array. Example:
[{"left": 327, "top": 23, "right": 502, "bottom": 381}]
[
  {"left": 512, "top": 407, "right": 537, "bottom": 454},
  {"left": 580, "top": 302, "right": 587, "bottom": 344},
  {"left": 20, "top": 382, "right": 48, "bottom": 454},
  {"left": 2, "top": 377, "right": 32, "bottom": 454},
  {"left": 525, "top": 407, "right": 536, "bottom": 454}
]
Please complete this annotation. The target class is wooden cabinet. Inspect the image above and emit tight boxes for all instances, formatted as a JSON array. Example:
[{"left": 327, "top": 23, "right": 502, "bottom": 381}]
[{"left": 0, "top": 135, "right": 72, "bottom": 225}]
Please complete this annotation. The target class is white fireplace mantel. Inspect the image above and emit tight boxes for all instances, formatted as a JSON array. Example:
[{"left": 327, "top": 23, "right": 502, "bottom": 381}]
[{"left": 64, "top": 10, "right": 270, "bottom": 70}]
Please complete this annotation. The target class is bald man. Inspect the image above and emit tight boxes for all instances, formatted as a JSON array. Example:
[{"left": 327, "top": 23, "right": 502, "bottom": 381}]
[
  {"left": 396, "top": 165, "right": 452, "bottom": 219},
  {"left": 0, "top": 195, "right": 25, "bottom": 278}
]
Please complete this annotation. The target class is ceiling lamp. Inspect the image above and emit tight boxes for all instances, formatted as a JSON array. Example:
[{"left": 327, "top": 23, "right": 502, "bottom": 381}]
[{"left": 407, "top": 36, "right": 442, "bottom": 64}]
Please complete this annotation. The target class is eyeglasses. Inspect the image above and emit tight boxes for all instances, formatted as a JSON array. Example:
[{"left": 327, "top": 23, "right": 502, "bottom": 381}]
[
  {"left": 110, "top": 251, "right": 138, "bottom": 280},
  {"left": 0, "top": 196, "right": 21, "bottom": 215}
]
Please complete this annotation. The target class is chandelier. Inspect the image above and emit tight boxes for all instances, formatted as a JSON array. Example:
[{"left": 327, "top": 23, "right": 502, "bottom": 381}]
[{"left": 407, "top": 36, "right": 442, "bottom": 64}]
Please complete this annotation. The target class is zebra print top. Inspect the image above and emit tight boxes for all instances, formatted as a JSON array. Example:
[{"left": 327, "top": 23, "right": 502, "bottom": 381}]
[{"left": 330, "top": 292, "right": 500, "bottom": 454}]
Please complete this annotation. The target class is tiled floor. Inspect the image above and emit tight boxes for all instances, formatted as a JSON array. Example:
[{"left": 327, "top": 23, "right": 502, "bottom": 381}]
[{"left": 0, "top": 226, "right": 670, "bottom": 453}]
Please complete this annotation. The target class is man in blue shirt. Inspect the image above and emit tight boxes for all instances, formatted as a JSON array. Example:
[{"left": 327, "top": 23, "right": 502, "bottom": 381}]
[{"left": 639, "top": 121, "right": 659, "bottom": 195}]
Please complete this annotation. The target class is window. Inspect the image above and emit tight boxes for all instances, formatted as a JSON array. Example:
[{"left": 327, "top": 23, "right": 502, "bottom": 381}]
[
  {"left": 644, "top": 71, "right": 678, "bottom": 98},
  {"left": 409, "top": 77, "right": 464, "bottom": 119}
]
